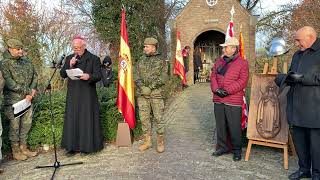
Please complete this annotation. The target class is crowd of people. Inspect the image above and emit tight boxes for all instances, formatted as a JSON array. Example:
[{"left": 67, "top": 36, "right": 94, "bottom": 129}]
[{"left": 0, "top": 25, "right": 319, "bottom": 180}]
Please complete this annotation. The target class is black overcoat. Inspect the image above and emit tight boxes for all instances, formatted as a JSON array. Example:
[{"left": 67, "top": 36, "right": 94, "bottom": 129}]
[
  {"left": 275, "top": 38, "right": 320, "bottom": 128},
  {"left": 60, "top": 49, "right": 103, "bottom": 153}
]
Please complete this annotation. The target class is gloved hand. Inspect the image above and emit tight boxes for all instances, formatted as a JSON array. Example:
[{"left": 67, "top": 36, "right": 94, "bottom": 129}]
[
  {"left": 215, "top": 88, "right": 229, "bottom": 98},
  {"left": 286, "top": 71, "right": 304, "bottom": 84},
  {"left": 141, "top": 86, "right": 151, "bottom": 96}
]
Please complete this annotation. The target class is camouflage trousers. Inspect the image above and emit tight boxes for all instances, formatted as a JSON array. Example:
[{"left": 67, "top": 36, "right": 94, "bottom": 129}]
[
  {"left": 4, "top": 105, "right": 33, "bottom": 144},
  {"left": 137, "top": 96, "right": 165, "bottom": 135}
]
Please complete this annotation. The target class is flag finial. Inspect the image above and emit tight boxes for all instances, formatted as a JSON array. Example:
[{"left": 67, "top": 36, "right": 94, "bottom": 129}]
[{"left": 230, "top": 6, "right": 235, "bottom": 21}]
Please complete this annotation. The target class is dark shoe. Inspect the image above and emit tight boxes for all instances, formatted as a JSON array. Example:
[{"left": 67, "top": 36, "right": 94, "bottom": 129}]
[
  {"left": 233, "top": 154, "right": 241, "bottom": 161},
  {"left": 288, "top": 170, "right": 311, "bottom": 180},
  {"left": 182, "top": 84, "right": 189, "bottom": 89},
  {"left": 212, "top": 149, "right": 228, "bottom": 157}
]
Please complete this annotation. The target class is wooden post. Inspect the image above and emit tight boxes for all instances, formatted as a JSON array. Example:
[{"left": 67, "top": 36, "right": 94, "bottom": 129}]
[
  {"left": 262, "top": 63, "right": 269, "bottom": 74},
  {"left": 269, "top": 57, "right": 278, "bottom": 74},
  {"left": 283, "top": 62, "right": 288, "bottom": 74}
]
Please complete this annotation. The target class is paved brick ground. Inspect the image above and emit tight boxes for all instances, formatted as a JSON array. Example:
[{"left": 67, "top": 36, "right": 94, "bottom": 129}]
[{"left": 1, "top": 83, "right": 298, "bottom": 179}]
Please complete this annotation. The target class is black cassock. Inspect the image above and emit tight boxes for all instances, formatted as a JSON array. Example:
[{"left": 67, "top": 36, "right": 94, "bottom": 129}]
[{"left": 60, "top": 49, "right": 103, "bottom": 153}]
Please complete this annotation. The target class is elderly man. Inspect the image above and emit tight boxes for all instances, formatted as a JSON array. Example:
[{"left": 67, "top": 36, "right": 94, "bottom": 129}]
[
  {"left": 275, "top": 26, "right": 320, "bottom": 180},
  {"left": 0, "top": 39, "right": 38, "bottom": 161},
  {"left": 60, "top": 35, "right": 103, "bottom": 154},
  {"left": 210, "top": 37, "right": 249, "bottom": 161},
  {"left": 135, "top": 37, "right": 168, "bottom": 153}
]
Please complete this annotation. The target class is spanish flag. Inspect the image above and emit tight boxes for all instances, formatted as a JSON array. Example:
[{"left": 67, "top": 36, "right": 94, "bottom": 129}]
[
  {"left": 239, "top": 28, "right": 248, "bottom": 130},
  {"left": 116, "top": 8, "right": 135, "bottom": 129},
  {"left": 173, "top": 31, "right": 187, "bottom": 85}
]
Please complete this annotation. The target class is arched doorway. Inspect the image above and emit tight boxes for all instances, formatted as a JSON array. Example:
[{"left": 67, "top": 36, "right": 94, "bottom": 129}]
[
  {"left": 194, "top": 30, "right": 225, "bottom": 64},
  {"left": 193, "top": 30, "right": 225, "bottom": 82}
]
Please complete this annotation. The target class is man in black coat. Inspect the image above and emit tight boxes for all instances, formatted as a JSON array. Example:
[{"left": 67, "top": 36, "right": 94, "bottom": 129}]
[
  {"left": 275, "top": 26, "right": 320, "bottom": 180},
  {"left": 60, "top": 35, "right": 103, "bottom": 154},
  {"left": 193, "top": 47, "right": 203, "bottom": 83}
]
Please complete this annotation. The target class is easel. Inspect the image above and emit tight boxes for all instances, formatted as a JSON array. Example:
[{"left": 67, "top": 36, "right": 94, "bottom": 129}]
[{"left": 245, "top": 58, "right": 296, "bottom": 170}]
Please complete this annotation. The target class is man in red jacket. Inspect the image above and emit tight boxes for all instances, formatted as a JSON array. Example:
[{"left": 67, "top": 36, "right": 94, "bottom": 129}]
[{"left": 210, "top": 37, "right": 249, "bottom": 161}]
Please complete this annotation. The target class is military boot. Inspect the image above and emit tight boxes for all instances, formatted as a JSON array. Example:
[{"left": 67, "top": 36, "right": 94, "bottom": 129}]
[
  {"left": 20, "top": 144, "right": 38, "bottom": 157},
  {"left": 12, "top": 143, "right": 27, "bottom": 161},
  {"left": 139, "top": 134, "right": 152, "bottom": 151},
  {"left": 157, "top": 134, "right": 165, "bottom": 153}
]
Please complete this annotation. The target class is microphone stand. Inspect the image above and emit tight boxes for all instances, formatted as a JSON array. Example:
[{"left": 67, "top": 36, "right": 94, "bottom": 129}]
[{"left": 34, "top": 60, "right": 83, "bottom": 180}]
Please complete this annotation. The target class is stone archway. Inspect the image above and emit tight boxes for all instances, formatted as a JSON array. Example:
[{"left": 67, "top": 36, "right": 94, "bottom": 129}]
[
  {"left": 194, "top": 30, "right": 225, "bottom": 64},
  {"left": 193, "top": 30, "right": 225, "bottom": 83}
]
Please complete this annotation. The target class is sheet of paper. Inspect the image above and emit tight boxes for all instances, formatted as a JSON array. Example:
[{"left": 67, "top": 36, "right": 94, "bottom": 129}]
[
  {"left": 12, "top": 99, "right": 32, "bottom": 118},
  {"left": 66, "top": 68, "right": 84, "bottom": 80}
]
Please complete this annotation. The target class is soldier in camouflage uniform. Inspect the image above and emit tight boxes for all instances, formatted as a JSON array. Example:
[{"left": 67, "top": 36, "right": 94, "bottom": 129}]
[
  {"left": 135, "top": 37, "right": 168, "bottom": 153},
  {"left": 0, "top": 39, "right": 38, "bottom": 161}
]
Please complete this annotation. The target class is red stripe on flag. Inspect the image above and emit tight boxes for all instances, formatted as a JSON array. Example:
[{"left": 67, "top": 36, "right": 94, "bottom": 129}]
[{"left": 117, "top": 84, "right": 136, "bottom": 129}]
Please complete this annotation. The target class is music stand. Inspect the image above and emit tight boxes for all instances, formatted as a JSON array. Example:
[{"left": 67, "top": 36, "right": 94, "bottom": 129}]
[{"left": 34, "top": 59, "right": 83, "bottom": 180}]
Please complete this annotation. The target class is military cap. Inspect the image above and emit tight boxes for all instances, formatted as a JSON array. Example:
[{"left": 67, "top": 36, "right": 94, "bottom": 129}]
[
  {"left": 144, "top": 37, "right": 158, "bottom": 46},
  {"left": 7, "top": 39, "right": 24, "bottom": 49}
]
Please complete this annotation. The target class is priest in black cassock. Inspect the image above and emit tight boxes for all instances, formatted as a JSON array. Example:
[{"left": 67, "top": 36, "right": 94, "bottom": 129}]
[{"left": 60, "top": 35, "right": 103, "bottom": 154}]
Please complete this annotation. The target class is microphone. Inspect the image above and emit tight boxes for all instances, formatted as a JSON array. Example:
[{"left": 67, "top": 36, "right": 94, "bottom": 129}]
[
  {"left": 57, "top": 54, "right": 66, "bottom": 66},
  {"left": 51, "top": 54, "right": 66, "bottom": 68}
]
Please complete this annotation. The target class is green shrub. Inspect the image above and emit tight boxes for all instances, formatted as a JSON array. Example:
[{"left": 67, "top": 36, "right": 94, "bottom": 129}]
[{"left": 27, "top": 91, "right": 66, "bottom": 149}]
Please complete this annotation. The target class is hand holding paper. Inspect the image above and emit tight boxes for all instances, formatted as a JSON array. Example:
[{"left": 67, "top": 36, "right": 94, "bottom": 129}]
[
  {"left": 66, "top": 68, "right": 84, "bottom": 80},
  {"left": 12, "top": 99, "right": 32, "bottom": 118}
]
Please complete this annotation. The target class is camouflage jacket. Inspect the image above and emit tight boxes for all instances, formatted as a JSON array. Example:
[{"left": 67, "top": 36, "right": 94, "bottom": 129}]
[
  {"left": 135, "top": 52, "right": 168, "bottom": 97},
  {"left": 0, "top": 51, "right": 38, "bottom": 105}
]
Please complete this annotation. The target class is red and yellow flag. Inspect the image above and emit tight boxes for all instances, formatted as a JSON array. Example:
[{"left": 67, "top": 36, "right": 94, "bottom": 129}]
[
  {"left": 116, "top": 8, "right": 135, "bottom": 129},
  {"left": 239, "top": 28, "right": 248, "bottom": 130},
  {"left": 173, "top": 31, "right": 187, "bottom": 85}
]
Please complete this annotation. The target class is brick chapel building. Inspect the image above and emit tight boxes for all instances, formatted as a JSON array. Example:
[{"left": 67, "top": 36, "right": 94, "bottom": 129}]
[{"left": 172, "top": 0, "right": 257, "bottom": 85}]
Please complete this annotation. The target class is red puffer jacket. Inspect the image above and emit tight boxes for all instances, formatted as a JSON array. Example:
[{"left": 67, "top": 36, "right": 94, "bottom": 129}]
[{"left": 210, "top": 55, "right": 249, "bottom": 106}]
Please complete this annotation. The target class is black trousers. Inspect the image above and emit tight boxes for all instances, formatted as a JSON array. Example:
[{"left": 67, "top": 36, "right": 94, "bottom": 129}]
[
  {"left": 194, "top": 69, "right": 199, "bottom": 83},
  {"left": 292, "top": 126, "right": 320, "bottom": 177},
  {"left": 214, "top": 103, "right": 242, "bottom": 154}
]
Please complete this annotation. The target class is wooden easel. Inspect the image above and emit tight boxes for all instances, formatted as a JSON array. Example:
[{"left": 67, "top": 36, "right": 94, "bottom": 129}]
[{"left": 245, "top": 59, "right": 295, "bottom": 170}]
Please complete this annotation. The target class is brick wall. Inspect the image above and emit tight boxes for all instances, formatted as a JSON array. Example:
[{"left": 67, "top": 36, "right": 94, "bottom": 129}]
[{"left": 173, "top": 0, "right": 256, "bottom": 84}]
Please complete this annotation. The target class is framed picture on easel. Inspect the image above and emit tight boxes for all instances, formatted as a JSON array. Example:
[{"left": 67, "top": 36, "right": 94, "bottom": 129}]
[
  {"left": 245, "top": 74, "right": 290, "bottom": 169},
  {"left": 247, "top": 74, "right": 289, "bottom": 143}
]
